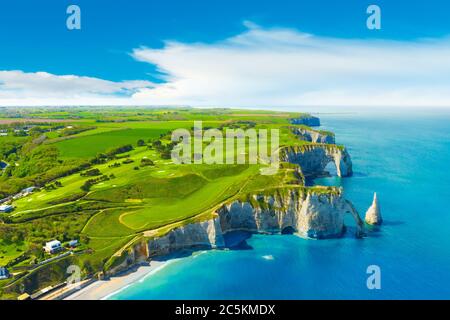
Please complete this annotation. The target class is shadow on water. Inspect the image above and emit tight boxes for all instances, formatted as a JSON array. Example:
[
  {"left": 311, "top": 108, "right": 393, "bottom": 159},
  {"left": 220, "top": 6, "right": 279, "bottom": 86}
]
[
  {"left": 152, "top": 250, "right": 196, "bottom": 262},
  {"left": 304, "top": 177, "right": 316, "bottom": 186},
  {"left": 340, "top": 226, "right": 362, "bottom": 239},
  {"left": 381, "top": 220, "right": 405, "bottom": 226},
  {"left": 224, "top": 231, "right": 254, "bottom": 250},
  {"left": 229, "top": 241, "right": 254, "bottom": 250}
]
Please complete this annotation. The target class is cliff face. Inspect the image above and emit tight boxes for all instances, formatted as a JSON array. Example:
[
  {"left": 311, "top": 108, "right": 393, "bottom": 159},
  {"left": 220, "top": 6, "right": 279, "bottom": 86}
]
[
  {"left": 281, "top": 145, "right": 352, "bottom": 178},
  {"left": 145, "top": 189, "right": 364, "bottom": 257},
  {"left": 291, "top": 127, "right": 335, "bottom": 144},
  {"left": 134, "top": 117, "right": 361, "bottom": 260},
  {"left": 218, "top": 190, "right": 363, "bottom": 238},
  {"left": 290, "top": 116, "right": 321, "bottom": 127},
  {"left": 147, "top": 218, "right": 225, "bottom": 256}
]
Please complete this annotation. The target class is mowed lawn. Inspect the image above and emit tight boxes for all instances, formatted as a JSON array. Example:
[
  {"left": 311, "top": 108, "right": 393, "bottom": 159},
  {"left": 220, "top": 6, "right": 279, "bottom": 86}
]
[
  {"left": 118, "top": 165, "right": 259, "bottom": 231},
  {"left": 54, "top": 128, "right": 168, "bottom": 159}
]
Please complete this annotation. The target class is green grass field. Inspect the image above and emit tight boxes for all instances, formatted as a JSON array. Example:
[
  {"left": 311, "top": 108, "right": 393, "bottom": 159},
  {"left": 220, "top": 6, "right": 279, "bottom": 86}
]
[{"left": 0, "top": 107, "right": 341, "bottom": 298}]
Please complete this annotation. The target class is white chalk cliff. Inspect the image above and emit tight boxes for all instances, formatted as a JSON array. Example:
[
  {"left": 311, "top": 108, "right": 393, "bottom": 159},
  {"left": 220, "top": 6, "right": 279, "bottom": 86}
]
[
  {"left": 147, "top": 218, "right": 225, "bottom": 256},
  {"left": 280, "top": 145, "right": 353, "bottom": 178},
  {"left": 365, "top": 193, "right": 382, "bottom": 225},
  {"left": 145, "top": 189, "right": 365, "bottom": 258},
  {"left": 290, "top": 116, "right": 321, "bottom": 127},
  {"left": 291, "top": 127, "right": 335, "bottom": 144},
  {"left": 121, "top": 117, "right": 367, "bottom": 263}
]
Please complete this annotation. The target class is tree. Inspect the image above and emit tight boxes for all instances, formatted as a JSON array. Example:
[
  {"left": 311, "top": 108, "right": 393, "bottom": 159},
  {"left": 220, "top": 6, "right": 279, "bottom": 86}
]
[{"left": 137, "top": 139, "right": 146, "bottom": 147}]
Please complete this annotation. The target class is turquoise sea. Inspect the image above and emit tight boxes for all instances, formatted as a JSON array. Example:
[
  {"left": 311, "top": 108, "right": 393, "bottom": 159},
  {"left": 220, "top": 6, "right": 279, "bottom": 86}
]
[{"left": 110, "top": 111, "right": 450, "bottom": 300}]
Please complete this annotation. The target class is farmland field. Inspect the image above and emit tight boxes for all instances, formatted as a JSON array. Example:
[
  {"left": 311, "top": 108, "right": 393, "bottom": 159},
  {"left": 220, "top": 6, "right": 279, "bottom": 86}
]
[{"left": 54, "top": 128, "right": 169, "bottom": 159}]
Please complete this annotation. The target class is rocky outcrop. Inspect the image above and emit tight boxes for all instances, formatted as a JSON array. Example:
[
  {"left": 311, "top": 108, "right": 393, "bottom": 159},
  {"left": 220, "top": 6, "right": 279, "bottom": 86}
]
[
  {"left": 291, "top": 127, "right": 335, "bottom": 144},
  {"left": 290, "top": 116, "right": 320, "bottom": 127},
  {"left": 145, "top": 189, "right": 365, "bottom": 257},
  {"left": 365, "top": 193, "right": 382, "bottom": 225},
  {"left": 218, "top": 189, "right": 364, "bottom": 239},
  {"left": 281, "top": 145, "right": 352, "bottom": 178},
  {"left": 147, "top": 218, "right": 225, "bottom": 256}
]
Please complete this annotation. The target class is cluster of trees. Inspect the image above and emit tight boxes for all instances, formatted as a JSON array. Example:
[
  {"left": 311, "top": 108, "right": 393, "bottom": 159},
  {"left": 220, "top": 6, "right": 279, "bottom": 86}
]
[
  {"left": 152, "top": 140, "right": 176, "bottom": 159},
  {"left": 0, "top": 140, "right": 135, "bottom": 199},
  {"left": 0, "top": 211, "right": 93, "bottom": 267},
  {"left": 218, "top": 120, "right": 256, "bottom": 131},
  {"left": 44, "top": 180, "right": 63, "bottom": 191},
  {"left": 0, "top": 226, "right": 26, "bottom": 244},
  {"left": 80, "top": 174, "right": 112, "bottom": 192},
  {"left": 0, "top": 144, "right": 92, "bottom": 198},
  {"left": 122, "top": 158, "right": 134, "bottom": 164},
  {"left": 90, "top": 144, "right": 134, "bottom": 165},
  {"left": 0, "top": 141, "right": 21, "bottom": 162},
  {"left": 140, "top": 158, "right": 154, "bottom": 167},
  {"left": 108, "top": 162, "right": 121, "bottom": 168},
  {"left": 59, "top": 126, "right": 96, "bottom": 137},
  {"left": 80, "top": 168, "right": 101, "bottom": 177}
]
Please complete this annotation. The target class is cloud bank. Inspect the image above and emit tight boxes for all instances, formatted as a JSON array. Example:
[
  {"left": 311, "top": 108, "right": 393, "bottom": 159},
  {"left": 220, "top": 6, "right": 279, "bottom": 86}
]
[
  {"left": 0, "top": 70, "right": 154, "bottom": 106},
  {"left": 2, "top": 23, "right": 450, "bottom": 108}
]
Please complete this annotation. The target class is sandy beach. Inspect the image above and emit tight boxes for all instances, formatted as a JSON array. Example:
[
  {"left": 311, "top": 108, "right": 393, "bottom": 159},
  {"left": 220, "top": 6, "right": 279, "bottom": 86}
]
[{"left": 64, "top": 259, "right": 169, "bottom": 300}]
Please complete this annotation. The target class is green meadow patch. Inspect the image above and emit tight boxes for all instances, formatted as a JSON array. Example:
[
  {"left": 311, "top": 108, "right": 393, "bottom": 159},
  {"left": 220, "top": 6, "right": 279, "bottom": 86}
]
[{"left": 54, "top": 128, "right": 168, "bottom": 159}]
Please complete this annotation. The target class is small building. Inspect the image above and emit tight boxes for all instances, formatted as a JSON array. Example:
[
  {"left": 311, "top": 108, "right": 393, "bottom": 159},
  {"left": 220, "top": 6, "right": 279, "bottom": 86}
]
[
  {"left": 0, "top": 204, "right": 13, "bottom": 213},
  {"left": 21, "top": 186, "right": 36, "bottom": 194},
  {"left": 0, "top": 267, "right": 10, "bottom": 280},
  {"left": 44, "top": 240, "right": 62, "bottom": 254},
  {"left": 68, "top": 240, "right": 79, "bottom": 248}
]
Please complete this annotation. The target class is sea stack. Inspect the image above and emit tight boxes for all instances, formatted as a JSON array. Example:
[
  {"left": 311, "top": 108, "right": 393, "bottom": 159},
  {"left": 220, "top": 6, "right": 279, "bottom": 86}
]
[{"left": 365, "top": 192, "right": 382, "bottom": 225}]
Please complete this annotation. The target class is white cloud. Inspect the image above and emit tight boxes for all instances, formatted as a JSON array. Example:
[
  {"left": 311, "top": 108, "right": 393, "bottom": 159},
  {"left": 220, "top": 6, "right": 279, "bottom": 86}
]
[
  {"left": 2, "top": 23, "right": 450, "bottom": 108},
  {"left": 0, "top": 70, "right": 154, "bottom": 106},
  {"left": 131, "top": 23, "right": 450, "bottom": 108}
]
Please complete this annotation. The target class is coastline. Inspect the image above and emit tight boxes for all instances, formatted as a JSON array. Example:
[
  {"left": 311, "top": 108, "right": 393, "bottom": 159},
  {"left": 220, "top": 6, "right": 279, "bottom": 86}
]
[{"left": 64, "top": 259, "right": 173, "bottom": 300}]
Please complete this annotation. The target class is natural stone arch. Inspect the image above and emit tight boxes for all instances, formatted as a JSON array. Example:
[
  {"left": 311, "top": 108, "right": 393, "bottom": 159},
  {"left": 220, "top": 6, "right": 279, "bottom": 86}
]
[
  {"left": 344, "top": 200, "right": 365, "bottom": 238},
  {"left": 323, "top": 161, "right": 338, "bottom": 177},
  {"left": 280, "top": 145, "right": 353, "bottom": 178}
]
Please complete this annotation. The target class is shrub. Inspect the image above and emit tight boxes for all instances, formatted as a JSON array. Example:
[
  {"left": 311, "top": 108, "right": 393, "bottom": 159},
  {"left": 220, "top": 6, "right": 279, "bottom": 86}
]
[
  {"left": 140, "top": 158, "right": 154, "bottom": 167},
  {"left": 80, "top": 168, "right": 101, "bottom": 177}
]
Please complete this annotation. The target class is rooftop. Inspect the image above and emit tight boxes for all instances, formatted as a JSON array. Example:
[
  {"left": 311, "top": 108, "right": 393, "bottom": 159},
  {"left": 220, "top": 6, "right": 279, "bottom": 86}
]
[
  {"left": 45, "top": 240, "right": 61, "bottom": 247},
  {"left": 0, "top": 204, "right": 13, "bottom": 212}
]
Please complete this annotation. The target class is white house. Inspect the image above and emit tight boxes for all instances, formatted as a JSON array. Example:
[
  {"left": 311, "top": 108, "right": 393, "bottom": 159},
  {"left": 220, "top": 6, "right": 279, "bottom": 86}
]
[
  {"left": 44, "top": 240, "right": 62, "bottom": 254},
  {"left": 0, "top": 204, "right": 13, "bottom": 213},
  {"left": 21, "top": 186, "right": 36, "bottom": 194}
]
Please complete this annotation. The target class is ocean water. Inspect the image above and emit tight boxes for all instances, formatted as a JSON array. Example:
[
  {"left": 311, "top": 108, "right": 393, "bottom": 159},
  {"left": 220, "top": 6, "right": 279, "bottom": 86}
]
[{"left": 110, "top": 111, "right": 450, "bottom": 300}]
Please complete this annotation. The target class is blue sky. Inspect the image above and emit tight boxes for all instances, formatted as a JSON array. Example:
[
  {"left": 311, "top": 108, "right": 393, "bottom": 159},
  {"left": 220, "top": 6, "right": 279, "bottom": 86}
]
[{"left": 1, "top": 0, "right": 450, "bottom": 107}]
